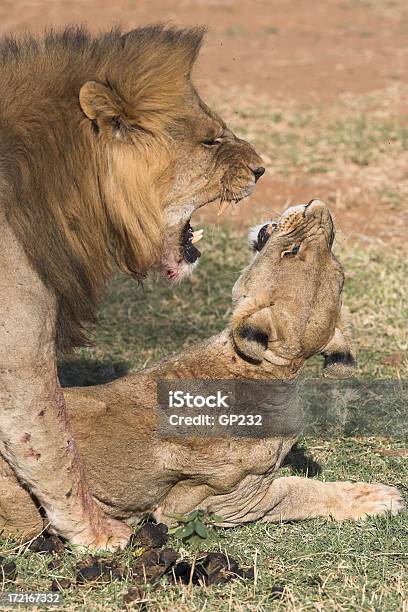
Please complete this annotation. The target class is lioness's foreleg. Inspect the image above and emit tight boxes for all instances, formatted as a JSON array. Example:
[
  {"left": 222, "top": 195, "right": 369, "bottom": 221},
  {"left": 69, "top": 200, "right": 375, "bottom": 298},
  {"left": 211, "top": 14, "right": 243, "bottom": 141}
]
[
  {"left": 261, "top": 476, "right": 404, "bottom": 522},
  {"left": 0, "top": 219, "right": 131, "bottom": 549}
]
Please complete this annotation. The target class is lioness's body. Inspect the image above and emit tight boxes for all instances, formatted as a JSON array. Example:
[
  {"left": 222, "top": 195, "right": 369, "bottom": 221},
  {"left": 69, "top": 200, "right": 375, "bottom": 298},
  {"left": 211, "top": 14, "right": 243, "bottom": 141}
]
[
  {"left": 1, "top": 202, "right": 403, "bottom": 539},
  {"left": 0, "top": 331, "right": 295, "bottom": 537}
]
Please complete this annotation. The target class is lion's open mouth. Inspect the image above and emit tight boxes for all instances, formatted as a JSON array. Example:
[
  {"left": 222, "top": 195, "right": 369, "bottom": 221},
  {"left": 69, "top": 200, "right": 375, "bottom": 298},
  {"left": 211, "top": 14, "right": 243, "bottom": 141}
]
[
  {"left": 181, "top": 221, "right": 203, "bottom": 264},
  {"left": 163, "top": 196, "right": 249, "bottom": 281}
]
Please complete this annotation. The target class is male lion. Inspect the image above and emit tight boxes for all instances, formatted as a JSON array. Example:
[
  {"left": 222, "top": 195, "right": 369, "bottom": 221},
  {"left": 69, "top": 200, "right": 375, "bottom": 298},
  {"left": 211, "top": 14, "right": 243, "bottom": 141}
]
[
  {"left": 0, "top": 26, "right": 264, "bottom": 549},
  {"left": 0, "top": 201, "right": 403, "bottom": 539}
]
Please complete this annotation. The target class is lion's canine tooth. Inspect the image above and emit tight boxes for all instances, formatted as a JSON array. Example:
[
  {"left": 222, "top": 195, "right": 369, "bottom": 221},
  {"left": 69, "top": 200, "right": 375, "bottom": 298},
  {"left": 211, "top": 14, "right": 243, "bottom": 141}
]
[
  {"left": 191, "top": 230, "right": 204, "bottom": 244},
  {"left": 218, "top": 201, "right": 231, "bottom": 216}
]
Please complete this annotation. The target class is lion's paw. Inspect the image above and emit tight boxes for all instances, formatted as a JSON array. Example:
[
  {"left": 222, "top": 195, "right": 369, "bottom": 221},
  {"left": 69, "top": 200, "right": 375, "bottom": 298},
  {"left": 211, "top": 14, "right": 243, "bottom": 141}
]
[
  {"left": 70, "top": 517, "right": 132, "bottom": 551},
  {"left": 332, "top": 482, "right": 405, "bottom": 521}
]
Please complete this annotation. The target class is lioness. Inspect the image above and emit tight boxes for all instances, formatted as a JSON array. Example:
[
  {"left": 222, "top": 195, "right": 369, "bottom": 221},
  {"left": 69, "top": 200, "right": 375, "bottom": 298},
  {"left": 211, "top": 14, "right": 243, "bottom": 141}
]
[
  {"left": 0, "top": 201, "right": 403, "bottom": 539},
  {"left": 0, "top": 26, "right": 265, "bottom": 549}
]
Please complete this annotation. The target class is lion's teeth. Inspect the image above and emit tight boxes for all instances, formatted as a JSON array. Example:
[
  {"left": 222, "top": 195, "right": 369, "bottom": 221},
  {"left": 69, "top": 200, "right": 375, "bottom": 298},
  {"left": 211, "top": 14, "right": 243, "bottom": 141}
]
[
  {"left": 218, "top": 201, "right": 231, "bottom": 216},
  {"left": 191, "top": 230, "right": 204, "bottom": 244}
]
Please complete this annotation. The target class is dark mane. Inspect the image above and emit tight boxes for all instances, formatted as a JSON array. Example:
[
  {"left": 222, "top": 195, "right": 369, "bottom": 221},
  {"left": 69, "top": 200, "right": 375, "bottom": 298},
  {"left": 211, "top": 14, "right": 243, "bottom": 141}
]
[{"left": 0, "top": 24, "right": 204, "bottom": 68}]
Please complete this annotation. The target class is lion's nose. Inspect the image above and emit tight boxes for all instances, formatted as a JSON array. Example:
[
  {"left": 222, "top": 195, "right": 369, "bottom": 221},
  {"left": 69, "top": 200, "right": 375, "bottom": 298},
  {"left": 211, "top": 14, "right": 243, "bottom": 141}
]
[{"left": 252, "top": 166, "right": 265, "bottom": 182}]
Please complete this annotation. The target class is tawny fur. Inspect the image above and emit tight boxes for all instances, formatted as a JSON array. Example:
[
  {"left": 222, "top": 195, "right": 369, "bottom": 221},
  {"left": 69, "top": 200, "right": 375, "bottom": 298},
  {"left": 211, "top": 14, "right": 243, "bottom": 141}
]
[
  {"left": 0, "top": 25, "right": 262, "bottom": 350},
  {"left": 0, "top": 202, "right": 403, "bottom": 539},
  {"left": 0, "top": 25, "right": 264, "bottom": 548},
  {"left": 0, "top": 26, "right": 198, "bottom": 349}
]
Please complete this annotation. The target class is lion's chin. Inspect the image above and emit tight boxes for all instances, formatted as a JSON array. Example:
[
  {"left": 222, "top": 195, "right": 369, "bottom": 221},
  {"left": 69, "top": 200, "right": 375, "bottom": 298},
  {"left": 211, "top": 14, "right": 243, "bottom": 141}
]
[
  {"left": 159, "top": 217, "right": 204, "bottom": 282},
  {"left": 161, "top": 258, "right": 198, "bottom": 283}
]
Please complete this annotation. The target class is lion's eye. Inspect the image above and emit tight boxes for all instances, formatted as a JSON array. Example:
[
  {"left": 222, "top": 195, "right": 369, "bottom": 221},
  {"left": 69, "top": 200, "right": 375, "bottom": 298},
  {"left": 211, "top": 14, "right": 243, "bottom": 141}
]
[{"left": 201, "top": 138, "right": 222, "bottom": 147}]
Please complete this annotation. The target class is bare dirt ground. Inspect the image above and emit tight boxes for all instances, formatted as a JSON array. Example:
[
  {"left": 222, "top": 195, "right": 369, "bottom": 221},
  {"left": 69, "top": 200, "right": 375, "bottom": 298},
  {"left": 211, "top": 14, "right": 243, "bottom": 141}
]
[{"left": 1, "top": 0, "right": 407, "bottom": 244}]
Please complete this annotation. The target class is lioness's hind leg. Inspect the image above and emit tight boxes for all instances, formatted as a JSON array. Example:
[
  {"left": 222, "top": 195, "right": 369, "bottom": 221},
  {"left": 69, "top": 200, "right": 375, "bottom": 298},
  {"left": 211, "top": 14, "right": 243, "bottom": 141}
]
[
  {"left": 261, "top": 476, "right": 404, "bottom": 523},
  {"left": 0, "top": 454, "right": 43, "bottom": 539}
]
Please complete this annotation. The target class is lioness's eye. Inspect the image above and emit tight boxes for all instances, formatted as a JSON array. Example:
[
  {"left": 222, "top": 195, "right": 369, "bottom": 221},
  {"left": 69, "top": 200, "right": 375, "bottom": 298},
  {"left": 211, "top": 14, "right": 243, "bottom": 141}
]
[
  {"left": 202, "top": 138, "right": 222, "bottom": 147},
  {"left": 281, "top": 245, "right": 300, "bottom": 258}
]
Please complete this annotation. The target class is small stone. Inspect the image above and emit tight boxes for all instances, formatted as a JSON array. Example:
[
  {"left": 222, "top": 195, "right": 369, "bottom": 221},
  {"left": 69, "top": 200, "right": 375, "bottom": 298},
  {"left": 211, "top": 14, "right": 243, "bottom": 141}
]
[
  {"left": 29, "top": 534, "right": 64, "bottom": 554},
  {"left": 198, "top": 552, "right": 240, "bottom": 585},
  {"left": 123, "top": 585, "right": 147, "bottom": 608},
  {"left": 76, "top": 558, "right": 124, "bottom": 584},
  {"left": 130, "top": 523, "right": 168, "bottom": 549},
  {"left": 76, "top": 563, "right": 104, "bottom": 583},
  {"left": 48, "top": 558, "right": 63, "bottom": 570},
  {"left": 131, "top": 547, "right": 177, "bottom": 583},
  {"left": 159, "top": 548, "right": 177, "bottom": 569},
  {"left": 270, "top": 584, "right": 285, "bottom": 599},
  {"left": 243, "top": 567, "right": 255, "bottom": 580},
  {"left": 0, "top": 560, "right": 17, "bottom": 581},
  {"left": 101, "top": 560, "right": 124, "bottom": 581},
  {"left": 51, "top": 578, "right": 71, "bottom": 591},
  {"left": 168, "top": 561, "right": 194, "bottom": 585}
]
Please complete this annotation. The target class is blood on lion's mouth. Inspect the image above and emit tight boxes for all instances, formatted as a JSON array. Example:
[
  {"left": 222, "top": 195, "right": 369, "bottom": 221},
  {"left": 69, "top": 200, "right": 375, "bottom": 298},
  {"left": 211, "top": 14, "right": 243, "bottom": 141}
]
[
  {"left": 182, "top": 221, "right": 203, "bottom": 264},
  {"left": 164, "top": 196, "right": 244, "bottom": 281}
]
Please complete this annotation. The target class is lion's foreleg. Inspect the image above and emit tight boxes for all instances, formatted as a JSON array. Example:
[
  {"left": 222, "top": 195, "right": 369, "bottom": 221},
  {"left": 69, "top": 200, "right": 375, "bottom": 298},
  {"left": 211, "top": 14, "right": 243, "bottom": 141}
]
[
  {"left": 261, "top": 476, "right": 404, "bottom": 522},
  {"left": 0, "top": 216, "right": 131, "bottom": 549},
  {"left": 0, "top": 347, "right": 131, "bottom": 548}
]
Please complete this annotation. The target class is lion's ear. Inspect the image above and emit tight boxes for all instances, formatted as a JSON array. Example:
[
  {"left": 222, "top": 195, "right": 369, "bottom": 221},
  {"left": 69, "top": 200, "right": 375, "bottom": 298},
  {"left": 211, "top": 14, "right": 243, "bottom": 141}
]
[
  {"left": 321, "top": 327, "right": 357, "bottom": 378},
  {"left": 79, "top": 81, "right": 128, "bottom": 124},
  {"left": 80, "top": 28, "right": 207, "bottom": 136}
]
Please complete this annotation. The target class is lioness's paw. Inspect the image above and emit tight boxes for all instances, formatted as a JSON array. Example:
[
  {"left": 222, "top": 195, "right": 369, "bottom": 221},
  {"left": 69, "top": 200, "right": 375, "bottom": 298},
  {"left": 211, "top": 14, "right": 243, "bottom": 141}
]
[
  {"left": 71, "top": 517, "right": 132, "bottom": 551},
  {"left": 332, "top": 482, "right": 405, "bottom": 521}
]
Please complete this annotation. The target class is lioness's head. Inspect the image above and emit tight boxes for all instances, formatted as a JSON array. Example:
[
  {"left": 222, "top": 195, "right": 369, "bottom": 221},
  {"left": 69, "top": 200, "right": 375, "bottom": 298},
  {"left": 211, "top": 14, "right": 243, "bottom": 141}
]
[
  {"left": 231, "top": 200, "right": 354, "bottom": 373},
  {"left": 78, "top": 26, "right": 264, "bottom": 281}
]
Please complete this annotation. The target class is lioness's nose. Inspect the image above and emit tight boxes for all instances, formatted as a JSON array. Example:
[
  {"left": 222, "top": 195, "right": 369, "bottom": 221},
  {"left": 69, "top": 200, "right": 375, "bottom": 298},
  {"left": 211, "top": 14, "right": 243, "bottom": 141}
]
[{"left": 252, "top": 166, "right": 265, "bottom": 182}]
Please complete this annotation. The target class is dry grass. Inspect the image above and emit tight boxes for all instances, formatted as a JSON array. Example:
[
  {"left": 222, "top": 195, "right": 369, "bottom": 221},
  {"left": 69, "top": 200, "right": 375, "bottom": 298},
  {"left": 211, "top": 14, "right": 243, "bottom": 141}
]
[
  {"left": 0, "top": 436, "right": 406, "bottom": 611},
  {"left": 210, "top": 83, "right": 408, "bottom": 235}
]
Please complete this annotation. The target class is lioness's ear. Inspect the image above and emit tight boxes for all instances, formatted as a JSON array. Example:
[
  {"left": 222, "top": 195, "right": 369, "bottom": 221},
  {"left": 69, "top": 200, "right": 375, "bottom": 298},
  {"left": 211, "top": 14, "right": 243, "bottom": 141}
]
[
  {"left": 248, "top": 222, "right": 274, "bottom": 253},
  {"left": 79, "top": 81, "right": 128, "bottom": 123},
  {"left": 231, "top": 293, "right": 273, "bottom": 363},
  {"left": 321, "top": 327, "right": 357, "bottom": 378},
  {"left": 233, "top": 319, "right": 270, "bottom": 363}
]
